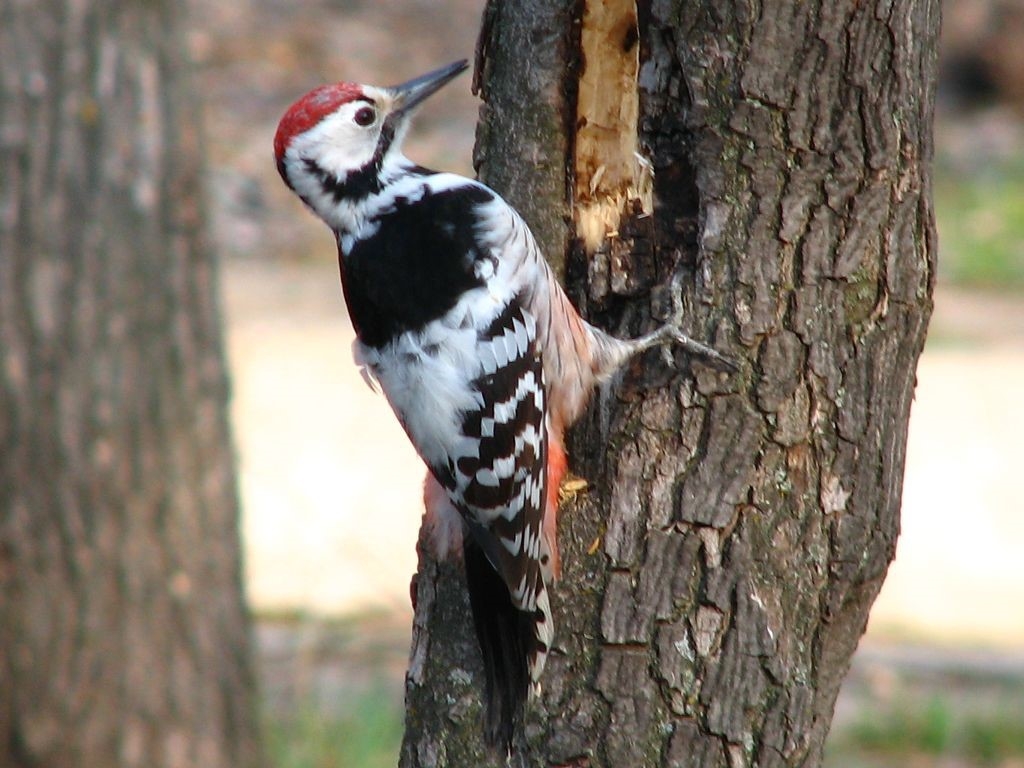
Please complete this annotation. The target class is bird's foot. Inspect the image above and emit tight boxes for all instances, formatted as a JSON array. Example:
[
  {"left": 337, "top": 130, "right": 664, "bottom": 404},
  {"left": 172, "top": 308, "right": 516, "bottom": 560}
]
[{"left": 648, "top": 272, "right": 737, "bottom": 372}]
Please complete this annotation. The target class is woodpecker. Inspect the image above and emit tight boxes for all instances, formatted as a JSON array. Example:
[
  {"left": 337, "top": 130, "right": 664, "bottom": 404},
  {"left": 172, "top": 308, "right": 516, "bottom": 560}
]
[{"left": 274, "top": 59, "right": 732, "bottom": 751}]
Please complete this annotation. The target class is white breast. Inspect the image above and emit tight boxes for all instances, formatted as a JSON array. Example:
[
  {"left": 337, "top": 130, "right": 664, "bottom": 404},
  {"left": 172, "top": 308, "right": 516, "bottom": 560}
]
[{"left": 356, "top": 282, "right": 507, "bottom": 470}]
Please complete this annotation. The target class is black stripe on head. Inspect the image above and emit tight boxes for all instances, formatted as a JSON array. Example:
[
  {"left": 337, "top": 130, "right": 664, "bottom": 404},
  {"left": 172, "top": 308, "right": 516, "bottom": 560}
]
[
  {"left": 338, "top": 117, "right": 398, "bottom": 199},
  {"left": 303, "top": 158, "right": 361, "bottom": 199},
  {"left": 301, "top": 108, "right": 403, "bottom": 202}
]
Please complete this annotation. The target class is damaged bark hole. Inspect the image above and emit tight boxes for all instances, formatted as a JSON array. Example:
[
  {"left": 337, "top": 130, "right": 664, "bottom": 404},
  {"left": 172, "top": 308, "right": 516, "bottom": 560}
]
[{"left": 574, "top": 0, "right": 652, "bottom": 256}]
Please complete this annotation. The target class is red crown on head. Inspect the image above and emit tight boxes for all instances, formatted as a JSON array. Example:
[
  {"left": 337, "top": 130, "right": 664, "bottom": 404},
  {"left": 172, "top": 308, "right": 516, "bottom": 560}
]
[{"left": 274, "top": 82, "right": 366, "bottom": 160}]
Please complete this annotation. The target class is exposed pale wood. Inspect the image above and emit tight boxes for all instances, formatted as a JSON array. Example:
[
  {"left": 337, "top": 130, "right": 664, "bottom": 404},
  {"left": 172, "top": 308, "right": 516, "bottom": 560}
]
[{"left": 573, "top": 0, "right": 653, "bottom": 255}]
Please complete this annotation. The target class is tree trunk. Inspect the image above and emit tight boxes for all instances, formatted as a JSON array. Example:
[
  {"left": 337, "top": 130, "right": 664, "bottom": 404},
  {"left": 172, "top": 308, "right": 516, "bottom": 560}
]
[
  {"left": 401, "top": 0, "right": 939, "bottom": 766},
  {"left": 0, "top": 2, "right": 263, "bottom": 767}
]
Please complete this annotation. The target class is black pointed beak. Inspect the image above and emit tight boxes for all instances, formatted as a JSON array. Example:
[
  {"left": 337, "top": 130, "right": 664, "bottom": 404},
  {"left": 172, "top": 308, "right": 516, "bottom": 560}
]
[{"left": 389, "top": 60, "right": 469, "bottom": 117}]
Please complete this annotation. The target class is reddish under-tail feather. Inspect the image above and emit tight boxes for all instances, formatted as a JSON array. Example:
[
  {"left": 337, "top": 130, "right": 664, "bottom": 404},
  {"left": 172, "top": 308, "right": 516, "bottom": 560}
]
[{"left": 543, "top": 430, "right": 567, "bottom": 579}]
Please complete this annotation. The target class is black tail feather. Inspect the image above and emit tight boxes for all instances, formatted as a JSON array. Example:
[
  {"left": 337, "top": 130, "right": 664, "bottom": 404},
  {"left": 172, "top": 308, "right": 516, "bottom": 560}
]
[{"left": 463, "top": 534, "right": 536, "bottom": 752}]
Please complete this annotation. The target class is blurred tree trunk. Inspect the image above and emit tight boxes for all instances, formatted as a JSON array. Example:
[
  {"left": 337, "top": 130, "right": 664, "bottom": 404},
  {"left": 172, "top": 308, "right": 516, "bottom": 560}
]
[
  {"left": 0, "top": 2, "right": 263, "bottom": 767},
  {"left": 401, "top": 0, "right": 939, "bottom": 766}
]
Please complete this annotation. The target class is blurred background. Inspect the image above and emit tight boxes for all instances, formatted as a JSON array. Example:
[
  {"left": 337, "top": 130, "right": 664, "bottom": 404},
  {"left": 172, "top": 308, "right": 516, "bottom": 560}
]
[{"left": 189, "top": 0, "right": 1024, "bottom": 765}]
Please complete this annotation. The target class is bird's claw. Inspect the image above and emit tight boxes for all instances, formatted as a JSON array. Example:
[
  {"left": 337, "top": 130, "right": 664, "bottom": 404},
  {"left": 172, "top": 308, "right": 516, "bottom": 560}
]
[
  {"left": 664, "top": 327, "right": 738, "bottom": 372},
  {"left": 659, "top": 271, "right": 738, "bottom": 373}
]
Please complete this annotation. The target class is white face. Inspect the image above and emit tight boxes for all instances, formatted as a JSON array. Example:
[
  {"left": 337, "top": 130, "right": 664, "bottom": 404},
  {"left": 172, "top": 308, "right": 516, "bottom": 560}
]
[
  {"left": 286, "top": 85, "right": 397, "bottom": 180},
  {"left": 280, "top": 85, "right": 418, "bottom": 232}
]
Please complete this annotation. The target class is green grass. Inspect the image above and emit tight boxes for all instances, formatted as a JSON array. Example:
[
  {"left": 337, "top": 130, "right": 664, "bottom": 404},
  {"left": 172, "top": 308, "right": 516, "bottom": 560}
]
[
  {"left": 840, "top": 697, "right": 953, "bottom": 756},
  {"left": 264, "top": 685, "right": 1024, "bottom": 768},
  {"left": 266, "top": 683, "right": 403, "bottom": 768},
  {"left": 826, "top": 692, "right": 1024, "bottom": 767},
  {"left": 934, "top": 153, "right": 1024, "bottom": 288},
  {"left": 963, "top": 710, "right": 1024, "bottom": 765}
]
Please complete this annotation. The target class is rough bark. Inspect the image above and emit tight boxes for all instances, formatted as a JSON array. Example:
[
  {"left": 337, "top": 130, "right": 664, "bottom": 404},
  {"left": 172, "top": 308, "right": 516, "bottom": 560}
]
[
  {"left": 472, "top": 0, "right": 577, "bottom": 276},
  {"left": 401, "top": 0, "right": 939, "bottom": 766},
  {"left": 0, "top": 2, "right": 263, "bottom": 767}
]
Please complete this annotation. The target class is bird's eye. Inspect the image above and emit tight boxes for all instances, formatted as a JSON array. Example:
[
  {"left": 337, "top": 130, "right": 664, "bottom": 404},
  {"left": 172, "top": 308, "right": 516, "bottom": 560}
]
[{"left": 353, "top": 106, "right": 376, "bottom": 127}]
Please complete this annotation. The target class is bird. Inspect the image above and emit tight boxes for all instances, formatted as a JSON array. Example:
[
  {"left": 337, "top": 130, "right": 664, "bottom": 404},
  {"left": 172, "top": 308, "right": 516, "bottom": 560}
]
[{"left": 273, "top": 59, "right": 733, "bottom": 751}]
